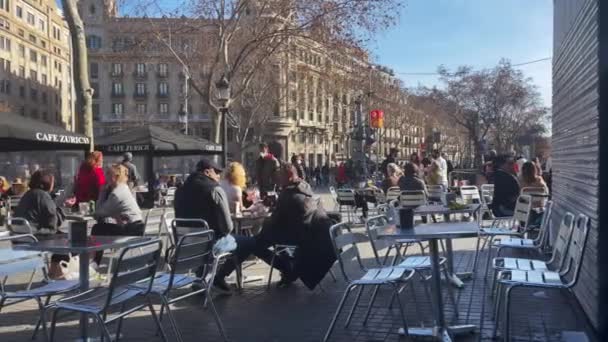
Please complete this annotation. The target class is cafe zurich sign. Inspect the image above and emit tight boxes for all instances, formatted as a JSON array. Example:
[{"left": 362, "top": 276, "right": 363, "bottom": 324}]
[{"left": 35, "top": 132, "right": 90, "bottom": 145}]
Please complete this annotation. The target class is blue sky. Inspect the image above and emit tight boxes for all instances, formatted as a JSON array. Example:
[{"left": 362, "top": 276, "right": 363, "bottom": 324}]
[{"left": 369, "top": 0, "right": 553, "bottom": 106}]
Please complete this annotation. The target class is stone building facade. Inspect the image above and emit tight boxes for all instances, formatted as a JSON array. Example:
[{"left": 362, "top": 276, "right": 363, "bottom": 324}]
[{"left": 0, "top": 0, "right": 74, "bottom": 129}]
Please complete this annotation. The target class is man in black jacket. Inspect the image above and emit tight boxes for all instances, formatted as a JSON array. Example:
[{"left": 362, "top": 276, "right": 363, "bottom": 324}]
[
  {"left": 254, "top": 163, "right": 337, "bottom": 289},
  {"left": 255, "top": 143, "right": 280, "bottom": 194},
  {"left": 174, "top": 159, "right": 256, "bottom": 293},
  {"left": 490, "top": 155, "right": 521, "bottom": 217}
]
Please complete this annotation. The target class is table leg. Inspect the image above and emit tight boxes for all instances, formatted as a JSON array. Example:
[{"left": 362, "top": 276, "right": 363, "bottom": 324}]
[
  {"left": 429, "top": 239, "right": 446, "bottom": 328},
  {"left": 444, "top": 239, "right": 466, "bottom": 288},
  {"left": 78, "top": 251, "right": 90, "bottom": 340}
]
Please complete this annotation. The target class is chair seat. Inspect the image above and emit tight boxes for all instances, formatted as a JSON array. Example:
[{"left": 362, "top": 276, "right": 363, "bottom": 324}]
[
  {"left": 493, "top": 257, "right": 548, "bottom": 271},
  {"left": 130, "top": 273, "right": 197, "bottom": 294},
  {"left": 397, "top": 256, "right": 446, "bottom": 269},
  {"left": 500, "top": 269, "right": 564, "bottom": 286},
  {"left": 494, "top": 237, "right": 536, "bottom": 248},
  {"left": 481, "top": 227, "right": 521, "bottom": 236},
  {"left": 3, "top": 279, "right": 79, "bottom": 298},
  {"left": 55, "top": 287, "right": 142, "bottom": 314},
  {"left": 352, "top": 267, "right": 411, "bottom": 285}
]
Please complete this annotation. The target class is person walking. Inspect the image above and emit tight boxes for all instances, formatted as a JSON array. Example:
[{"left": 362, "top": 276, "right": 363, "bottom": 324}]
[
  {"left": 432, "top": 149, "right": 449, "bottom": 188},
  {"left": 256, "top": 143, "right": 281, "bottom": 195},
  {"left": 122, "top": 152, "right": 140, "bottom": 187}
]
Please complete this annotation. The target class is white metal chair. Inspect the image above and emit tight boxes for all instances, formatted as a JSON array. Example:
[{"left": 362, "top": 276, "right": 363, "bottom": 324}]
[
  {"left": 328, "top": 186, "right": 340, "bottom": 210},
  {"left": 49, "top": 239, "right": 167, "bottom": 342},
  {"left": 460, "top": 185, "right": 481, "bottom": 204},
  {"left": 521, "top": 186, "right": 549, "bottom": 210},
  {"left": 130, "top": 230, "right": 228, "bottom": 342},
  {"left": 426, "top": 184, "right": 445, "bottom": 203},
  {"left": 162, "top": 187, "right": 177, "bottom": 207},
  {"left": 472, "top": 195, "right": 533, "bottom": 275},
  {"left": 480, "top": 184, "right": 495, "bottom": 223},
  {"left": 385, "top": 187, "right": 401, "bottom": 203},
  {"left": 336, "top": 188, "right": 357, "bottom": 222},
  {"left": 493, "top": 214, "right": 589, "bottom": 341},
  {"left": 7, "top": 217, "right": 35, "bottom": 235},
  {"left": 144, "top": 208, "right": 165, "bottom": 236},
  {"left": 323, "top": 222, "right": 415, "bottom": 342},
  {"left": 0, "top": 234, "right": 80, "bottom": 342}
]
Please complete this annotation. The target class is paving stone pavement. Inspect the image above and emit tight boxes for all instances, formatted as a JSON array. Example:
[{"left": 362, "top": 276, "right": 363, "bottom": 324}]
[{"left": 0, "top": 190, "right": 597, "bottom": 342}]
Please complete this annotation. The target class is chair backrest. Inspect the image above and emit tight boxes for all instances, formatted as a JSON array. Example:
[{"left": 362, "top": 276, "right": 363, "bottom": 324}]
[
  {"left": 480, "top": 184, "right": 494, "bottom": 206},
  {"left": 336, "top": 188, "right": 356, "bottom": 205},
  {"left": 399, "top": 190, "right": 427, "bottom": 207},
  {"left": 365, "top": 215, "right": 393, "bottom": 265},
  {"left": 513, "top": 195, "right": 533, "bottom": 230},
  {"left": 426, "top": 185, "right": 445, "bottom": 202},
  {"left": 0, "top": 234, "right": 45, "bottom": 284},
  {"left": 329, "top": 222, "right": 369, "bottom": 282},
  {"left": 460, "top": 185, "right": 481, "bottom": 204},
  {"left": 144, "top": 208, "right": 165, "bottom": 235},
  {"left": 171, "top": 218, "right": 209, "bottom": 244},
  {"left": 521, "top": 186, "right": 549, "bottom": 207},
  {"left": 7, "top": 217, "right": 34, "bottom": 235},
  {"left": 386, "top": 187, "right": 401, "bottom": 202},
  {"left": 536, "top": 200, "right": 554, "bottom": 248},
  {"left": 547, "top": 212, "right": 575, "bottom": 271},
  {"left": 167, "top": 230, "right": 215, "bottom": 292},
  {"left": 106, "top": 239, "right": 162, "bottom": 309},
  {"left": 329, "top": 186, "right": 338, "bottom": 201},
  {"left": 372, "top": 188, "right": 386, "bottom": 204},
  {"left": 563, "top": 214, "right": 590, "bottom": 287}
]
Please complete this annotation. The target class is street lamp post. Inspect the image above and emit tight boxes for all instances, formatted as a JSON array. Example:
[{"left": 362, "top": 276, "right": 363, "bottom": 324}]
[{"left": 216, "top": 75, "right": 231, "bottom": 167}]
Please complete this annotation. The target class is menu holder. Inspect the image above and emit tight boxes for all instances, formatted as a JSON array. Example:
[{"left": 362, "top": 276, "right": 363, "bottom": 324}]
[
  {"left": 398, "top": 208, "right": 415, "bottom": 229},
  {"left": 69, "top": 221, "right": 88, "bottom": 245}
]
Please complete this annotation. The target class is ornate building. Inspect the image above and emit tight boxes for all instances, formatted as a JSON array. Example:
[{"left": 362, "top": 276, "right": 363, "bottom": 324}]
[{"left": 0, "top": 0, "right": 75, "bottom": 129}]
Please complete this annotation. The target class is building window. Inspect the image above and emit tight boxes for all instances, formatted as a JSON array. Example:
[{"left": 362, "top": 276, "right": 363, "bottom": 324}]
[
  {"left": 40, "top": 54, "right": 47, "bottom": 67},
  {"left": 0, "top": 17, "right": 10, "bottom": 30},
  {"left": 30, "top": 88, "right": 37, "bottom": 101},
  {"left": 91, "top": 82, "right": 99, "bottom": 98},
  {"left": 0, "top": 36, "right": 10, "bottom": 51},
  {"left": 159, "top": 103, "right": 169, "bottom": 117},
  {"left": 158, "top": 82, "right": 168, "bottom": 96},
  {"left": 158, "top": 63, "right": 168, "bottom": 77},
  {"left": 135, "top": 83, "right": 146, "bottom": 96},
  {"left": 18, "top": 66, "right": 24, "bottom": 77},
  {"left": 38, "top": 19, "right": 45, "bottom": 32},
  {"left": 86, "top": 35, "right": 101, "bottom": 49},
  {"left": 112, "top": 82, "right": 123, "bottom": 96},
  {"left": 135, "top": 63, "right": 146, "bottom": 76},
  {"left": 0, "top": 0, "right": 7, "bottom": 12},
  {"left": 29, "top": 49, "right": 37, "bottom": 62},
  {"left": 41, "top": 73, "right": 47, "bottom": 84},
  {"left": 29, "top": 69, "right": 36, "bottom": 81},
  {"left": 111, "top": 63, "right": 123, "bottom": 76},
  {"left": 16, "top": 6, "right": 22, "bottom": 18},
  {"left": 92, "top": 103, "right": 100, "bottom": 120},
  {"left": 89, "top": 4, "right": 96, "bottom": 15},
  {"left": 90, "top": 62, "right": 99, "bottom": 78},
  {"left": 26, "top": 12, "right": 35, "bottom": 26},
  {"left": 111, "top": 103, "right": 123, "bottom": 117},
  {"left": 18, "top": 44, "right": 24, "bottom": 57},
  {"left": 136, "top": 103, "right": 147, "bottom": 115}
]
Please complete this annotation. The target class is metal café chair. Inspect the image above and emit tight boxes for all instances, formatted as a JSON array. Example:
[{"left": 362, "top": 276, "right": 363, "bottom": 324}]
[
  {"left": 426, "top": 184, "right": 445, "bottom": 204},
  {"left": 328, "top": 186, "right": 340, "bottom": 210},
  {"left": 472, "top": 194, "right": 533, "bottom": 275},
  {"left": 336, "top": 188, "right": 357, "bottom": 223},
  {"left": 7, "top": 217, "right": 35, "bottom": 235},
  {"left": 130, "top": 230, "right": 228, "bottom": 342},
  {"left": 480, "top": 184, "right": 495, "bottom": 223},
  {"left": 323, "top": 222, "right": 415, "bottom": 342},
  {"left": 385, "top": 186, "right": 401, "bottom": 203},
  {"left": 460, "top": 185, "right": 481, "bottom": 204},
  {"left": 7, "top": 195, "right": 22, "bottom": 217},
  {"left": 490, "top": 208, "right": 570, "bottom": 300},
  {"left": 0, "top": 234, "right": 80, "bottom": 342},
  {"left": 493, "top": 214, "right": 589, "bottom": 341},
  {"left": 365, "top": 215, "right": 457, "bottom": 323},
  {"left": 49, "top": 239, "right": 167, "bottom": 342},
  {"left": 144, "top": 208, "right": 165, "bottom": 236}
]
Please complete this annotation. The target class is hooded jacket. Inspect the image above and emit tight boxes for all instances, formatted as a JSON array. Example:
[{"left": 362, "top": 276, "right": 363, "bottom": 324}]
[{"left": 261, "top": 180, "right": 337, "bottom": 289}]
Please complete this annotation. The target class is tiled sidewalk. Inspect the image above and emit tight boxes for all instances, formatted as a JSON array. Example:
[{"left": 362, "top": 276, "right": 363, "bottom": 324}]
[{"left": 0, "top": 233, "right": 595, "bottom": 342}]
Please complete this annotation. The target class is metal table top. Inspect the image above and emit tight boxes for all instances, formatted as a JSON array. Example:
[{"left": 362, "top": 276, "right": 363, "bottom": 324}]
[
  {"left": 14, "top": 236, "right": 149, "bottom": 254},
  {"left": 413, "top": 204, "right": 481, "bottom": 216},
  {"left": 377, "top": 222, "right": 480, "bottom": 240}
]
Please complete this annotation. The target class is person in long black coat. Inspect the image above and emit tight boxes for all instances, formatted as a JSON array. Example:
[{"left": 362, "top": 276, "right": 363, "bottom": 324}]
[{"left": 254, "top": 163, "right": 337, "bottom": 289}]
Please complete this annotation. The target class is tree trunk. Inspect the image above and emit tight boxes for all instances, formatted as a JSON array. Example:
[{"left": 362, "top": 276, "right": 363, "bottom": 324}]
[{"left": 62, "top": 0, "right": 93, "bottom": 151}]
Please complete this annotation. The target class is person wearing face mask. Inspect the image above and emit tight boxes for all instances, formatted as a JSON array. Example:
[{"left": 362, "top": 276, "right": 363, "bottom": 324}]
[{"left": 256, "top": 143, "right": 281, "bottom": 195}]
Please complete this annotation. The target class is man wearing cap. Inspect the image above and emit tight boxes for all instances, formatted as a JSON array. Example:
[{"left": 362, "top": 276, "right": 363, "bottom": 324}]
[
  {"left": 122, "top": 152, "right": 140, "bottom": 187},
  {"left": 174, "top": 158, "right": 255, "bottom": 293}
]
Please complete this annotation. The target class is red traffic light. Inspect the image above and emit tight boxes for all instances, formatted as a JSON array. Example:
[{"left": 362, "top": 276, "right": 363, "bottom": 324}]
[{"left": 370, "top": 109, "right": 384, "bottom": 128}]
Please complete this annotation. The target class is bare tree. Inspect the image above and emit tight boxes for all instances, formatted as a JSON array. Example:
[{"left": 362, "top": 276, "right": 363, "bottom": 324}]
[
  {"left": 132, "top": 0, "right": 403, "bottom": 143},
  {"left": 61, "top": 0, "right": 94, "bottom": 151}
]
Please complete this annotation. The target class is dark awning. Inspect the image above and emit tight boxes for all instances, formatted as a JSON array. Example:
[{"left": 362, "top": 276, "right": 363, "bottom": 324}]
[
  {"left": 0, "top": 112, "right": 90, "bottom": 151},
  {"left": 94, "top": 125, "right": 222, "bottom": 155}
]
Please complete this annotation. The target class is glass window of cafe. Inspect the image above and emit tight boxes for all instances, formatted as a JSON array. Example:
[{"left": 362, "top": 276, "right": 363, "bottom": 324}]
[{"left": 0, "top": 151, "right": 82, "bottom": 190}]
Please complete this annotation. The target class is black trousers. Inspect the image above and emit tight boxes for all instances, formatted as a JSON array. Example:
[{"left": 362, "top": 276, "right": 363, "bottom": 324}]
[{"left": 91, "top": 221, "right": 145, "bottom": 265}]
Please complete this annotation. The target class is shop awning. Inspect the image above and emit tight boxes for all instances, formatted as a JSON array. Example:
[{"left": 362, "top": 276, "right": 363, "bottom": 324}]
[
  {"left": 0, "top": 112, "right": 90, "bottom": 151},
  {"left": 95, "top": 125, "right": 222, "bottom": 155}
]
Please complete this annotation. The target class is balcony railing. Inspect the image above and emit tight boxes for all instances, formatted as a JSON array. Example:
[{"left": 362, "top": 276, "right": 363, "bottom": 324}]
[
  {"left": 110, "top": 71, "right": 123, "bottom": 78},
  {"left": 156, "top": 72, "right": 169, "bottom": 78},
  {"left": 133, "top": 71, "right": 148, "bottom": 80},
  {"left": 156, "top": 92, "right": 169, "bottom": 98},
  {"left": 111, "top": 92, "right": 125, "bottom": 98},
  {"left": 133, "top": 91, "right": 148, "bottom": 99}
]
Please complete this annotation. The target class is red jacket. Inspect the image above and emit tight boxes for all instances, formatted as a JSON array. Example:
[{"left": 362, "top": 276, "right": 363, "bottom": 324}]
[{"left": 75, "top": 164, "right": 106, "bottom": 203}]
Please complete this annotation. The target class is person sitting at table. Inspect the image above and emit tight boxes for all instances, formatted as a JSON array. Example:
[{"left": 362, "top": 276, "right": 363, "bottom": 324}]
[
  {"left": 14, "top": 169, "right": 66, "bottom": 278},
  {"left": 425, "top": 160, "right": 443, "bottom": 187},
  {"left": 174, "top": 159, "right": 257, "bottom": 294},
  {"left": 253, "top": 163, "right": 337, "bottom": 289},
  {"left": 10, "top": 178, "right": 27, "bottom": 197},
  {"left": 491, "top": 155, "right": 520, "bottom": 217},
  {"left": 399, "top": 162, "right": 427, "bottom": 192},
  {"left": 381, "top": 163, "right": 403, "bottom": 193},
  {"left": 91, "top": 164, "right": 144, "bottom": 266},
  {"left": 0, "top": 176, "right": 10, "bottom": 199},
  {"left": 74, "top": 151, "right": 106, "bottom": 205},
  {"left": 220, "top": 162, "right": 247, "bottom": 214}
]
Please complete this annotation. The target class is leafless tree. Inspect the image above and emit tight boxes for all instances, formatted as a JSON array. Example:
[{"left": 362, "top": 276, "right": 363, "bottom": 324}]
[{"left": 131, "top": 0, "right": 403, "bottom": 143}]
